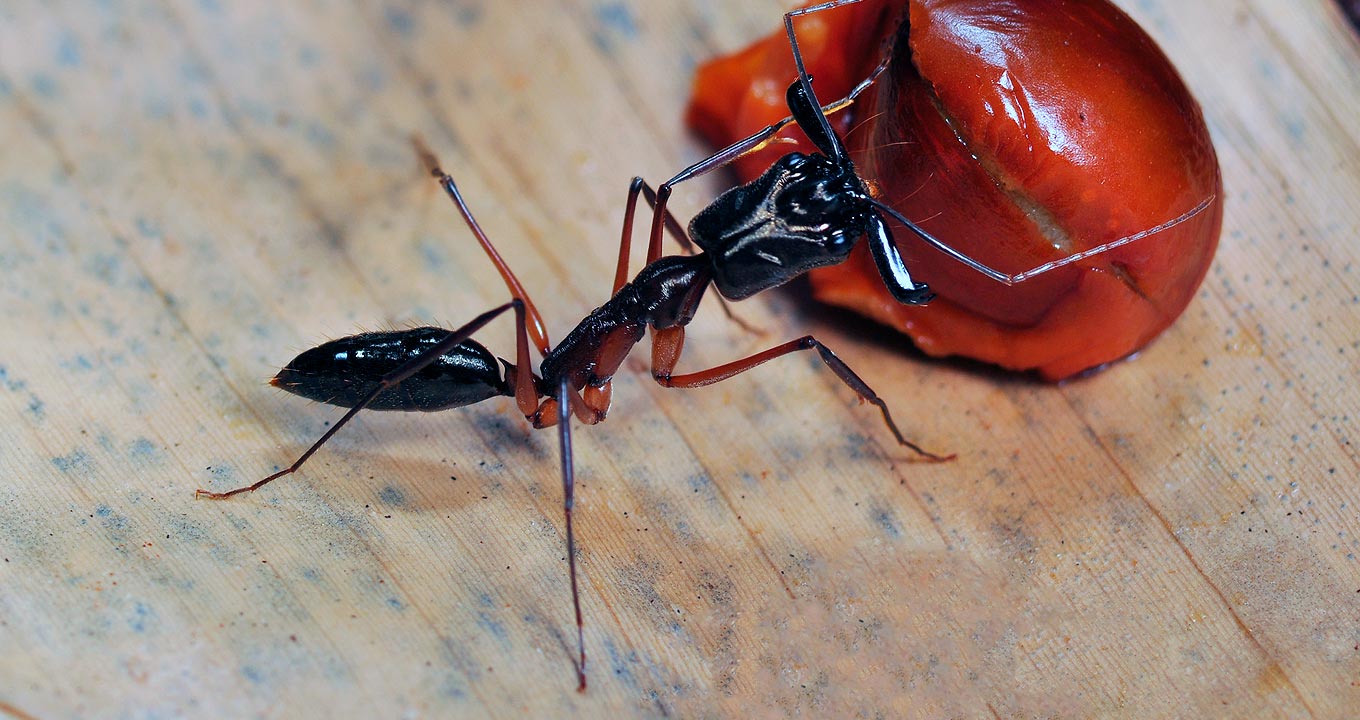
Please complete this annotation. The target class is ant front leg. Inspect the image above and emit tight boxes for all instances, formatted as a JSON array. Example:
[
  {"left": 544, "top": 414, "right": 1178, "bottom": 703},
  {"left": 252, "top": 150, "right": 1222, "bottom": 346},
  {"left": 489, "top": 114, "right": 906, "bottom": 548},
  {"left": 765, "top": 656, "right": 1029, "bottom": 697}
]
[
  {"left": 650, "top": 326, "right": 953, "bottom": 462},
  {"left": 552, "top": 378, "right": 588, "bottom": 692},
  {"left": 531, "top": 382, "right": 611, "bottom": 429}
]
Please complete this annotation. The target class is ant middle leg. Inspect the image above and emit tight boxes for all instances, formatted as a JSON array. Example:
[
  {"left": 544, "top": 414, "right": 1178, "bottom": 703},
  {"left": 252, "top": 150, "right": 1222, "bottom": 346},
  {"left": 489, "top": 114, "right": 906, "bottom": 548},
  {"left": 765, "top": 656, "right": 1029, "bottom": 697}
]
[{"left": 650, "top": 326, "right": 953, "bottom": 462}]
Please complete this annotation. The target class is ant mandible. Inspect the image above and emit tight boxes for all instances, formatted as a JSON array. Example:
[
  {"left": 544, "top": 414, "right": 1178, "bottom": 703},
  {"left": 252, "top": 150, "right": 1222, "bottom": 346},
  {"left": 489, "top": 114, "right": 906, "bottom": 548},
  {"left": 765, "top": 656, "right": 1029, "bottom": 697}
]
[{"left": 196, "top": 0, "right": 1213, "bottom": 692}]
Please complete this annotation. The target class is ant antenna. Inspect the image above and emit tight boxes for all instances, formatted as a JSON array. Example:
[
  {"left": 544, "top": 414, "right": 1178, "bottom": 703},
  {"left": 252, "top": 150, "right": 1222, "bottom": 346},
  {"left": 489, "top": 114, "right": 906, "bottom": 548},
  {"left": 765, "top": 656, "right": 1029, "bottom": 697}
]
[{"left": 867, "top": 195, "right": 1216, "bottom": 285}]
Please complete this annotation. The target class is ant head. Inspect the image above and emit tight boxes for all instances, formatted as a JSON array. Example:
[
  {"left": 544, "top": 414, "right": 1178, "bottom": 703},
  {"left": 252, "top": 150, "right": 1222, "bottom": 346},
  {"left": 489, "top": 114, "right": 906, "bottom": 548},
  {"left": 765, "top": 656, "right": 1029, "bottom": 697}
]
[
  {"left": 689, "top": 151, "right": 875, "bottom": 300},
  {"left": 768, "top": 153, "right": 869, "bottom": 231}
]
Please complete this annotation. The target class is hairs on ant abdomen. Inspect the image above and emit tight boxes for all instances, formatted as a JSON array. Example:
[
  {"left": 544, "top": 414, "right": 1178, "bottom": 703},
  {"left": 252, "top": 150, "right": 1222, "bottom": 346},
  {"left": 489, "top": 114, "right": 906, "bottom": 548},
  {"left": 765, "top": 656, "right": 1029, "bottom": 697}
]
[{"left": 195, "top": 0, "right": 1214, "bottom": 692}]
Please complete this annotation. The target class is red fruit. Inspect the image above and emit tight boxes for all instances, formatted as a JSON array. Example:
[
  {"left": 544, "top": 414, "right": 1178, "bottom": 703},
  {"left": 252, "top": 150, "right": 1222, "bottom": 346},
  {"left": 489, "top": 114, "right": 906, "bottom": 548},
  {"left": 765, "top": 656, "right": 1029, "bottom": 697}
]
[{"left": 686, "top": 0, "right": 1223, "bottom": 380}]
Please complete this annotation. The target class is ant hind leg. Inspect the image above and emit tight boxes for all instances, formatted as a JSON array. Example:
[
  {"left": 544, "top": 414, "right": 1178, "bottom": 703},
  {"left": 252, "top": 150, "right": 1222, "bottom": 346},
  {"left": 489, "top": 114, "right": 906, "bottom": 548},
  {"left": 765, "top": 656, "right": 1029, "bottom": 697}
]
[{"left": 649, "top": 327, "right": 953, "bottom": 462}]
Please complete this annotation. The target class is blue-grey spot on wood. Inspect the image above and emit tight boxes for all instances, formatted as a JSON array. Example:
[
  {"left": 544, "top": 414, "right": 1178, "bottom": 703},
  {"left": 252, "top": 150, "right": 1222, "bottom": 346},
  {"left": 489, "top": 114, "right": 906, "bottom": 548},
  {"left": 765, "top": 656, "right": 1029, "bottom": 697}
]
[
  {"left": 52, "top": 449, "right": 93, "bottom": 475},
  {"left": 135, "top": 217, "right": 162, "bottom": 239},
  {"left": 31, "top": 73, "right": 58, "bottom": 98},
  {"left": 127, "top": 601, "right": 157, "bottom": 633},
  {"left": 476, "top": 611, "right": 508, "bottom": 642},
  {"left": 591, "top": 2, "right": 638, "bottom": 54},
  {"left": 871, "top": 502, "right": 903, "bottom": 539},
  {"left": 127, "top": 438, "right": 160, "bottom": 463},
  {"left": 385, "top": 6, "right": 416, "bottom": 37},
  {"left": 56, "top": 32, "right": 82, "bottom": 67},
  {"left": 379, "top": 485, "right": 406, "bottom": 506}
]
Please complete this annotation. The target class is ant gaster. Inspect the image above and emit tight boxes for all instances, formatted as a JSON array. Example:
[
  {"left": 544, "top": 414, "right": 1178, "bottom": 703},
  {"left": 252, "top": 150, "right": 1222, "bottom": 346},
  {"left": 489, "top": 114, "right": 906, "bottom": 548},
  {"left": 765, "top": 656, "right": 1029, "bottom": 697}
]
[{"left": 196, "top": 0, "right": 1214, "bottom": 692}]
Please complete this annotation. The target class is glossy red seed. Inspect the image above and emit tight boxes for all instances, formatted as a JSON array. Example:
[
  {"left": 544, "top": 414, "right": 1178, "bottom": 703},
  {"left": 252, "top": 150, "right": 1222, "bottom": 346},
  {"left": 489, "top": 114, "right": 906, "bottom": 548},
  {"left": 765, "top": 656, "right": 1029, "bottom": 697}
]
[{"left": 687, "top": 0, "right": 1222, "bottom": 380}]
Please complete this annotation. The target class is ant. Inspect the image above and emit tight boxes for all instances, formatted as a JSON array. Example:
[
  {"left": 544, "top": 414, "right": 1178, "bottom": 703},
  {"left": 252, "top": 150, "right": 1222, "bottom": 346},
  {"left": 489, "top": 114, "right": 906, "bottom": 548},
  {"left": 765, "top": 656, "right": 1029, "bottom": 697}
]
[{"left": 196, "top": 0, "right": 1213, "bottom": 692}]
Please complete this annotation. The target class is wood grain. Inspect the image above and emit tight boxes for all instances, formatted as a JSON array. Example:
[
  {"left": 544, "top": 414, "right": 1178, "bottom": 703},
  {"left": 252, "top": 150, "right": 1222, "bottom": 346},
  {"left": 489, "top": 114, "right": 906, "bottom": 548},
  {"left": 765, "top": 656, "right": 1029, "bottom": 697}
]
[{"left": 1, "top": 1, "right": 1357, "bottom": 717}]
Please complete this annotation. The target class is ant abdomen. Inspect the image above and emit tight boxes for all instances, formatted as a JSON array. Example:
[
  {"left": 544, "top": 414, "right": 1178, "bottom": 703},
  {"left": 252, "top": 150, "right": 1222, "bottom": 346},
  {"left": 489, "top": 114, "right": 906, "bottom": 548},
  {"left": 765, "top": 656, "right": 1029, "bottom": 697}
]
[{"left": 271, "top": 327, "right": 511, "bottom": 412}]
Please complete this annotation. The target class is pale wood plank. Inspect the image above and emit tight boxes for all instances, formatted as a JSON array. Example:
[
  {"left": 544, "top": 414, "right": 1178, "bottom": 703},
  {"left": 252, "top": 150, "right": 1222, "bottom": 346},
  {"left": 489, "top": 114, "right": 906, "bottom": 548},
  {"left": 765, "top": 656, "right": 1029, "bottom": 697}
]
[{"left": 0, "top": 1, "right": 1355, "bottom": 717}]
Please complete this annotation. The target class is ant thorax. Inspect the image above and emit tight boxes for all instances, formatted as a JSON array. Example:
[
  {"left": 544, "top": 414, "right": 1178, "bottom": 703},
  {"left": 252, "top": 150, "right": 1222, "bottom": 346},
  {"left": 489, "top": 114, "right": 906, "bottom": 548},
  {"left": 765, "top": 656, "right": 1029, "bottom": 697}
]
[{"left": 688, "top": 151, "right": 872, "bottom": 300}]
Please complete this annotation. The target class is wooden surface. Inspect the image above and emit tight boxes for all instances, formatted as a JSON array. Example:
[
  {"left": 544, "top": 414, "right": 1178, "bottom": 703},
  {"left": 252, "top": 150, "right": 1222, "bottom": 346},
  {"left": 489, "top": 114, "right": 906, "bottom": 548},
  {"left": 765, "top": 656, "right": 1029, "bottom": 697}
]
[{"left": 1, "top": 1, "right": 1358, "bottom": 717}]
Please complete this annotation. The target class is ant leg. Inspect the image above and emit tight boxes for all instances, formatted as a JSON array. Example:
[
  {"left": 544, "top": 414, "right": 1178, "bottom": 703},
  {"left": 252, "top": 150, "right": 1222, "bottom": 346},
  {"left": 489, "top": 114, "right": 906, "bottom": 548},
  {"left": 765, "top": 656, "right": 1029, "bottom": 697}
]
[
  {"left": 554, "top": 377, "right": 588, "bottom": 692},
  {"left": 581, "top": 382, "right": 612, "bottom": 423},
  {"left": 532, "top": 382, "right": 609, "bottom": 428},
  {"left": 864, "top": 213, "right": 933, "bottom": 305},
  {"left": 651, "top": 327, "right": 953, "bottom": 462},
  {"left": 413, "top": 136, "right": 552, "bottom": 356},
  {"left": 613, "top": 177, "right": 694, "bottom": 292},
  {"left": 644, "top": 134, "right": 775, "bottom": 266},
  {"left": 866, "top": 195, "right": 1216, "bottom": 286},
  {"left": 197, "top": 301, "right": 525, "bottom": 499}
]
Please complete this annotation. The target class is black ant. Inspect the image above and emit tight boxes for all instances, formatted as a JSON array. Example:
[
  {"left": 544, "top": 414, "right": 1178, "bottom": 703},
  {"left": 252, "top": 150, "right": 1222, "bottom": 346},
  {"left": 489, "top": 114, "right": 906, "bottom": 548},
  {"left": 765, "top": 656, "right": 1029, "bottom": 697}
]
[{"left": 196, "top": 0, "right": 1213, "bottom": 691}]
